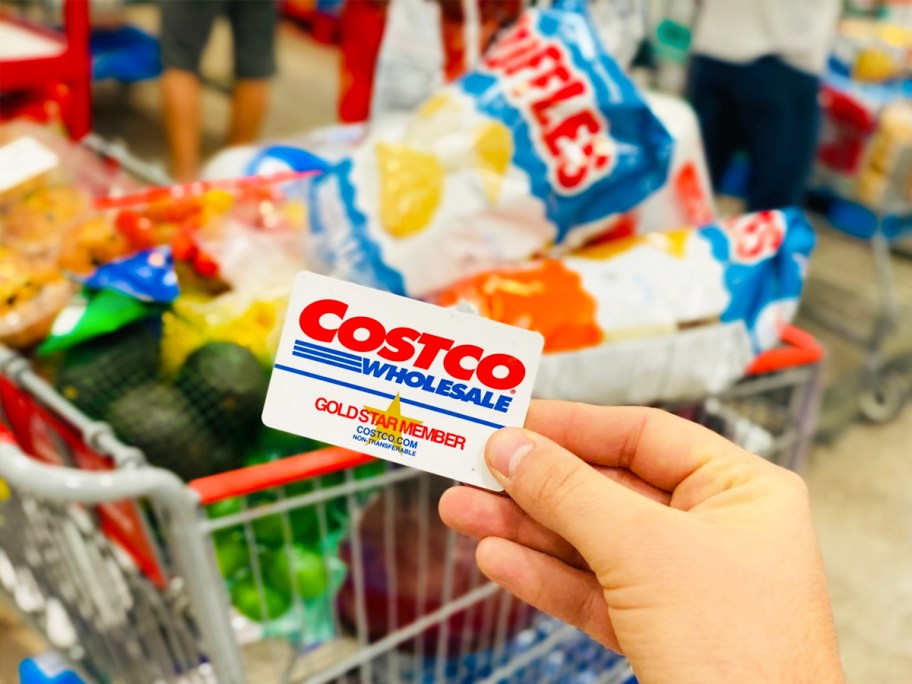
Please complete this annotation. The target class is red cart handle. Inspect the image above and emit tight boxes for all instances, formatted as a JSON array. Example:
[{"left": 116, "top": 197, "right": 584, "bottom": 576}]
[
  {"left": 0, "top": 422, "right": 15, "bottom": 445},
  {"left": 747, "top": 325, "right": 824, "bottom": 376},
  {"left": 189, "top": 447, "right": 374, "bottom": 505}
]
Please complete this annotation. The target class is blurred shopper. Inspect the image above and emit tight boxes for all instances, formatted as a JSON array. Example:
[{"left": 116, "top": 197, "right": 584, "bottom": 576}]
[
  {"left": 159, "top": 0, "right": 278, "bottom": 182},
  {"left": 688, "top": 0, "right": 841, "bottom": 211}
]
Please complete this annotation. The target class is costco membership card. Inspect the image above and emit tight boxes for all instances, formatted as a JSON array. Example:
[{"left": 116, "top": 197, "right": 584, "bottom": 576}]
[{"left": 262, "top": 273, "right": 544, "bottom": 491}]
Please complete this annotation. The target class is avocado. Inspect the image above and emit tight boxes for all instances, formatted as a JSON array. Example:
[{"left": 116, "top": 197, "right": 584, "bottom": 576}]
[
  {"left": 106, "top": 383, "right": 235, "bottom": 480},
  {"left": 175, "top": 342, "right": 267, "bottom": 447},
  {"left": 55, "top": 324, "right": 159, "bottom": 419}
]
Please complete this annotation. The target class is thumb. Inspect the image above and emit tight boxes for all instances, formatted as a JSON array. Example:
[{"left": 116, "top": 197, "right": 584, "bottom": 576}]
[{"left": 486, "top": 428, "right": 663, "bottom": 566}]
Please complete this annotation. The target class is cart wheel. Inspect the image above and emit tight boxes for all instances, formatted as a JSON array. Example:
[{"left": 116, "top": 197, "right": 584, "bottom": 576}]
[{"left": 858, "top": 373, "right": 908, "bottom": 424}]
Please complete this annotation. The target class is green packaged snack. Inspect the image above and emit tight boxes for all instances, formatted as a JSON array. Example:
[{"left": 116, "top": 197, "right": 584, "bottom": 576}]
[{"left": 38, "top": 288, "right": 161, "bottom": 355}]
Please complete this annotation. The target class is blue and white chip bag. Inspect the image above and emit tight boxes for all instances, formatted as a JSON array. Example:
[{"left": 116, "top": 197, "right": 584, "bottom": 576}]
[
  {"left": 439, "top": 208, "right": 816, "bottom": 356},
  {"left": 439, "top": 208, "right": 816, "bottom": 404},
  {"left": 82, "top": 246, "right": 179, "bottom": 304},
  {"left": 308, "top": 7, "right": 673, "bottom": 298},
  {"left": 703, "top": 208, "right": 816, "bottom": 352}
]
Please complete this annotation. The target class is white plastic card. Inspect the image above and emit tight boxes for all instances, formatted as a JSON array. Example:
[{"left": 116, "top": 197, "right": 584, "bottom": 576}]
[{"left": 262, "top": 273, "right": 543, "bottom": 491}]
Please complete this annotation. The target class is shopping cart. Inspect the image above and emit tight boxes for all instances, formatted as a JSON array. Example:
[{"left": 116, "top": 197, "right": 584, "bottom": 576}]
[
  {"left": 0, "top": 0, "right": 92, "bottom": 138},
  {"left": 0, "top": 326, "right": 822, "bottom": 684},
  {"left": 806, "top": 91, "right": 912, "bottom": 423}
]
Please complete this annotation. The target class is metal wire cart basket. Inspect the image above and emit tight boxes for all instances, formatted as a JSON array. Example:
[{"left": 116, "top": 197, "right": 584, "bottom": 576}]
[{"left": 0, "top": 325, "right": 822, "bottom": 684}]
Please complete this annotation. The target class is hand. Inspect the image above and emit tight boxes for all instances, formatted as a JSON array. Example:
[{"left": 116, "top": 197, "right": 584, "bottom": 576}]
[{"left": 439, "top": 401, "right": 844, "bottom": 683}]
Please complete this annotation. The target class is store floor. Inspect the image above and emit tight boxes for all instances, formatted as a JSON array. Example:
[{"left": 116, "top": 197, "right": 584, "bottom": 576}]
[{"left": 2, "top": 11, "right": 912, "bottom": 684}]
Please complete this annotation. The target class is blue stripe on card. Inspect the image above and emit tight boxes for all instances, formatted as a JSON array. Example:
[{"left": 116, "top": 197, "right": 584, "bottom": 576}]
[
  {"left": 293, "top": 340, "right": 362, "bottom": 364},
  {"left": 291, "top": 351, "right": 361, "bottom": 373}
]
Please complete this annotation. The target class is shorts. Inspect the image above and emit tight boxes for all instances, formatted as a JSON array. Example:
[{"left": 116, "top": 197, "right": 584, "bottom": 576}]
[{"left": 160, "top": 0, "right": 278, "bottom": 80}]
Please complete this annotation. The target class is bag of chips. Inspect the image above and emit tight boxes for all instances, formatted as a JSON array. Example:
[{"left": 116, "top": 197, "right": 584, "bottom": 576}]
[
  {"left": 309, "top": 6, "right": 673, "bottom": 298},
  {"left": 439, "top": 208, "right": 816, "bottom": 355}
]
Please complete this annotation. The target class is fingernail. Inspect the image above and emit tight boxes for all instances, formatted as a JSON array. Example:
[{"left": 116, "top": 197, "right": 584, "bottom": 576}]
[{"left": 488, "top": 429, "right": 534, "bottom": 480}]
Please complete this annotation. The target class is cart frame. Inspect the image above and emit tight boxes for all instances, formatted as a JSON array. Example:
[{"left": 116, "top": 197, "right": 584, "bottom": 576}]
[{"left": 0, "top": 327, "right": 823, "bottom": 684}]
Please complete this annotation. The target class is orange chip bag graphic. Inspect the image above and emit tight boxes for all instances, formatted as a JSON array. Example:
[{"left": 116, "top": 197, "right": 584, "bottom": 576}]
[
  {"left": 439, "top": 260, "right": 602, "bottom": 353},
  {"left": 376, "top": 142, "right": 445, "bottom": 238}
]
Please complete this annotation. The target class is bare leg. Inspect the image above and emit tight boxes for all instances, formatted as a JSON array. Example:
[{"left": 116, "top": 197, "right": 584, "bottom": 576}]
[
  {"left": 161, "top": 68, "right": 202, "bottom": 182},
  {"left": 227, "top": 79, "right": 270, "bottom": 146}
]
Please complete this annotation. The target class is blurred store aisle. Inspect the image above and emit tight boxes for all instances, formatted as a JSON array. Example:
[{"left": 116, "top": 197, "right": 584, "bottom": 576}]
[
  {"left": 91, "top": 6, "right": 339, "bottom": 173},
  {"left": 805, "top": 405, "right": 912, "bottom": 684}
]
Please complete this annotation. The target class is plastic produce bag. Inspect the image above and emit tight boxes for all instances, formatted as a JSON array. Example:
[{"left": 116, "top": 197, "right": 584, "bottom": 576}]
[
  {"left": 0, "top": 248, "right": 75, "bottom": 350},
  {"left": 370, "top": 0, "right": 446, "bottom": 121},
  {"left": 309, "top": 6, "right": 673, "bottom": 297}
]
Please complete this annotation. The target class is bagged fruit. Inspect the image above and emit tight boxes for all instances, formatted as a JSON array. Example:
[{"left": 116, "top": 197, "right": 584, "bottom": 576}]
[
  {"left": 0, "top": 248, "right": 75, "bottom": 349},
  {"left": 309, "top": 6, "right": 672, "bottom": 297}
]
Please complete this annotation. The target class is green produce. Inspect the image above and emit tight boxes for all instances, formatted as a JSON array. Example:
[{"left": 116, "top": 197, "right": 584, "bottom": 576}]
[
  {"left": 214, "top": 534, "right": 249, "bottom": 579},
  {"left": 207, "top": 497, "right": 244, "bottom": 544},
  {"left": 264, "top": 545, "right": 329, "bottom": 600},
  {"left": 175, "top": 342, "right": 267, "bottom": 446},
  {"left": 54, "top": 323, "right": 158, "bottom": 419},
  {"left": 106, "top": 383, "right": 235, "bottom": 480},
  {"left": 253, "top": 427, "right": 324, "bottom": 460},
  {"left": 231, "top": 574, "right": 291, "bottom": 621},
  {"left": 354, "top": 460, "right": 386, "bottom": 480},
  {"left": 207, "top": 494, "right": 314, "bottom": 547},
  {"left": 252, "top": 513, "right": 287, "bottom": 547},
  {"left": 207, "top": 497, "right": 243, "bottom": 519},
  {"left": 290, "top": 506, "right": 321, "bottom": 545}
]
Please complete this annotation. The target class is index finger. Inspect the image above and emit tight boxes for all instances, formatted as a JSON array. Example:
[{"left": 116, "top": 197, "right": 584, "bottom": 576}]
[{"left": 525, "top": 400, "right": 751, "bottom": 493}]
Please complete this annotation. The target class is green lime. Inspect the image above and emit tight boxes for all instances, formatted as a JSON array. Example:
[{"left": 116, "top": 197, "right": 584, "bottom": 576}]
[
  {"left": 354, "top": 460, "right": 386, "bottom": 480},
  {"left": 320, "top": 472, "right": 346, "bottom": 488},
  {"left": 252, "top": 513, "right": 287, "bottom": 546},
  {"left": 214, "top": 535, "right": 249, "bottom": 579},
  {"left": 263, "top": 545, "right": 329, "bottom": 600},
  {"left": 289, "top": 506, "right": 320, "bottom": 545},
  {"left": 255, "top": 427, "right": 324, "bottom": 460},
  {"left": 207, "top": 498, "right": 245, "bottom": 543},
  {"left": 207, "top": 497, "right": 243, "bottom": 518},
  {"left": 230, "top": 575, "right": 291, "bottom": 621},
  {"left": 284, "top": 478, "right": 315, "bottom": 498},
  {"left": 244, "top": 452, "right": 273, "bottom": 468}
]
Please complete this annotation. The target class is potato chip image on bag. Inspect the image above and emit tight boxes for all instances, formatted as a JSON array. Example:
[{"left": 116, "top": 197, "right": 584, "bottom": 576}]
[
  {"left": 308, "top": 7, "right": 673, "bottom": 298},
  {"left": 375, "top": 142, "right": 445, "bottom": 238},
  {"left": 474, "top": 121, "right": 513, "bottom": 204}
]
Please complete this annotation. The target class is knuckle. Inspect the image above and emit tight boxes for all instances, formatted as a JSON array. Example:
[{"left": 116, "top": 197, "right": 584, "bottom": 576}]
[
  {"left": 510, "top": 508, "right": 534, "bottom": 542},
  {"left": 575, "top": 583, "right": 604, "bottom": 625},
  {"left": 779, "top": 468, "right": 810, "bottom": 499},
  {"left": 617, "top": 407, "right": 669, "bottom": 470},
  {"left": 531, "top": 460, "right": 587, "bottom": 514}
]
